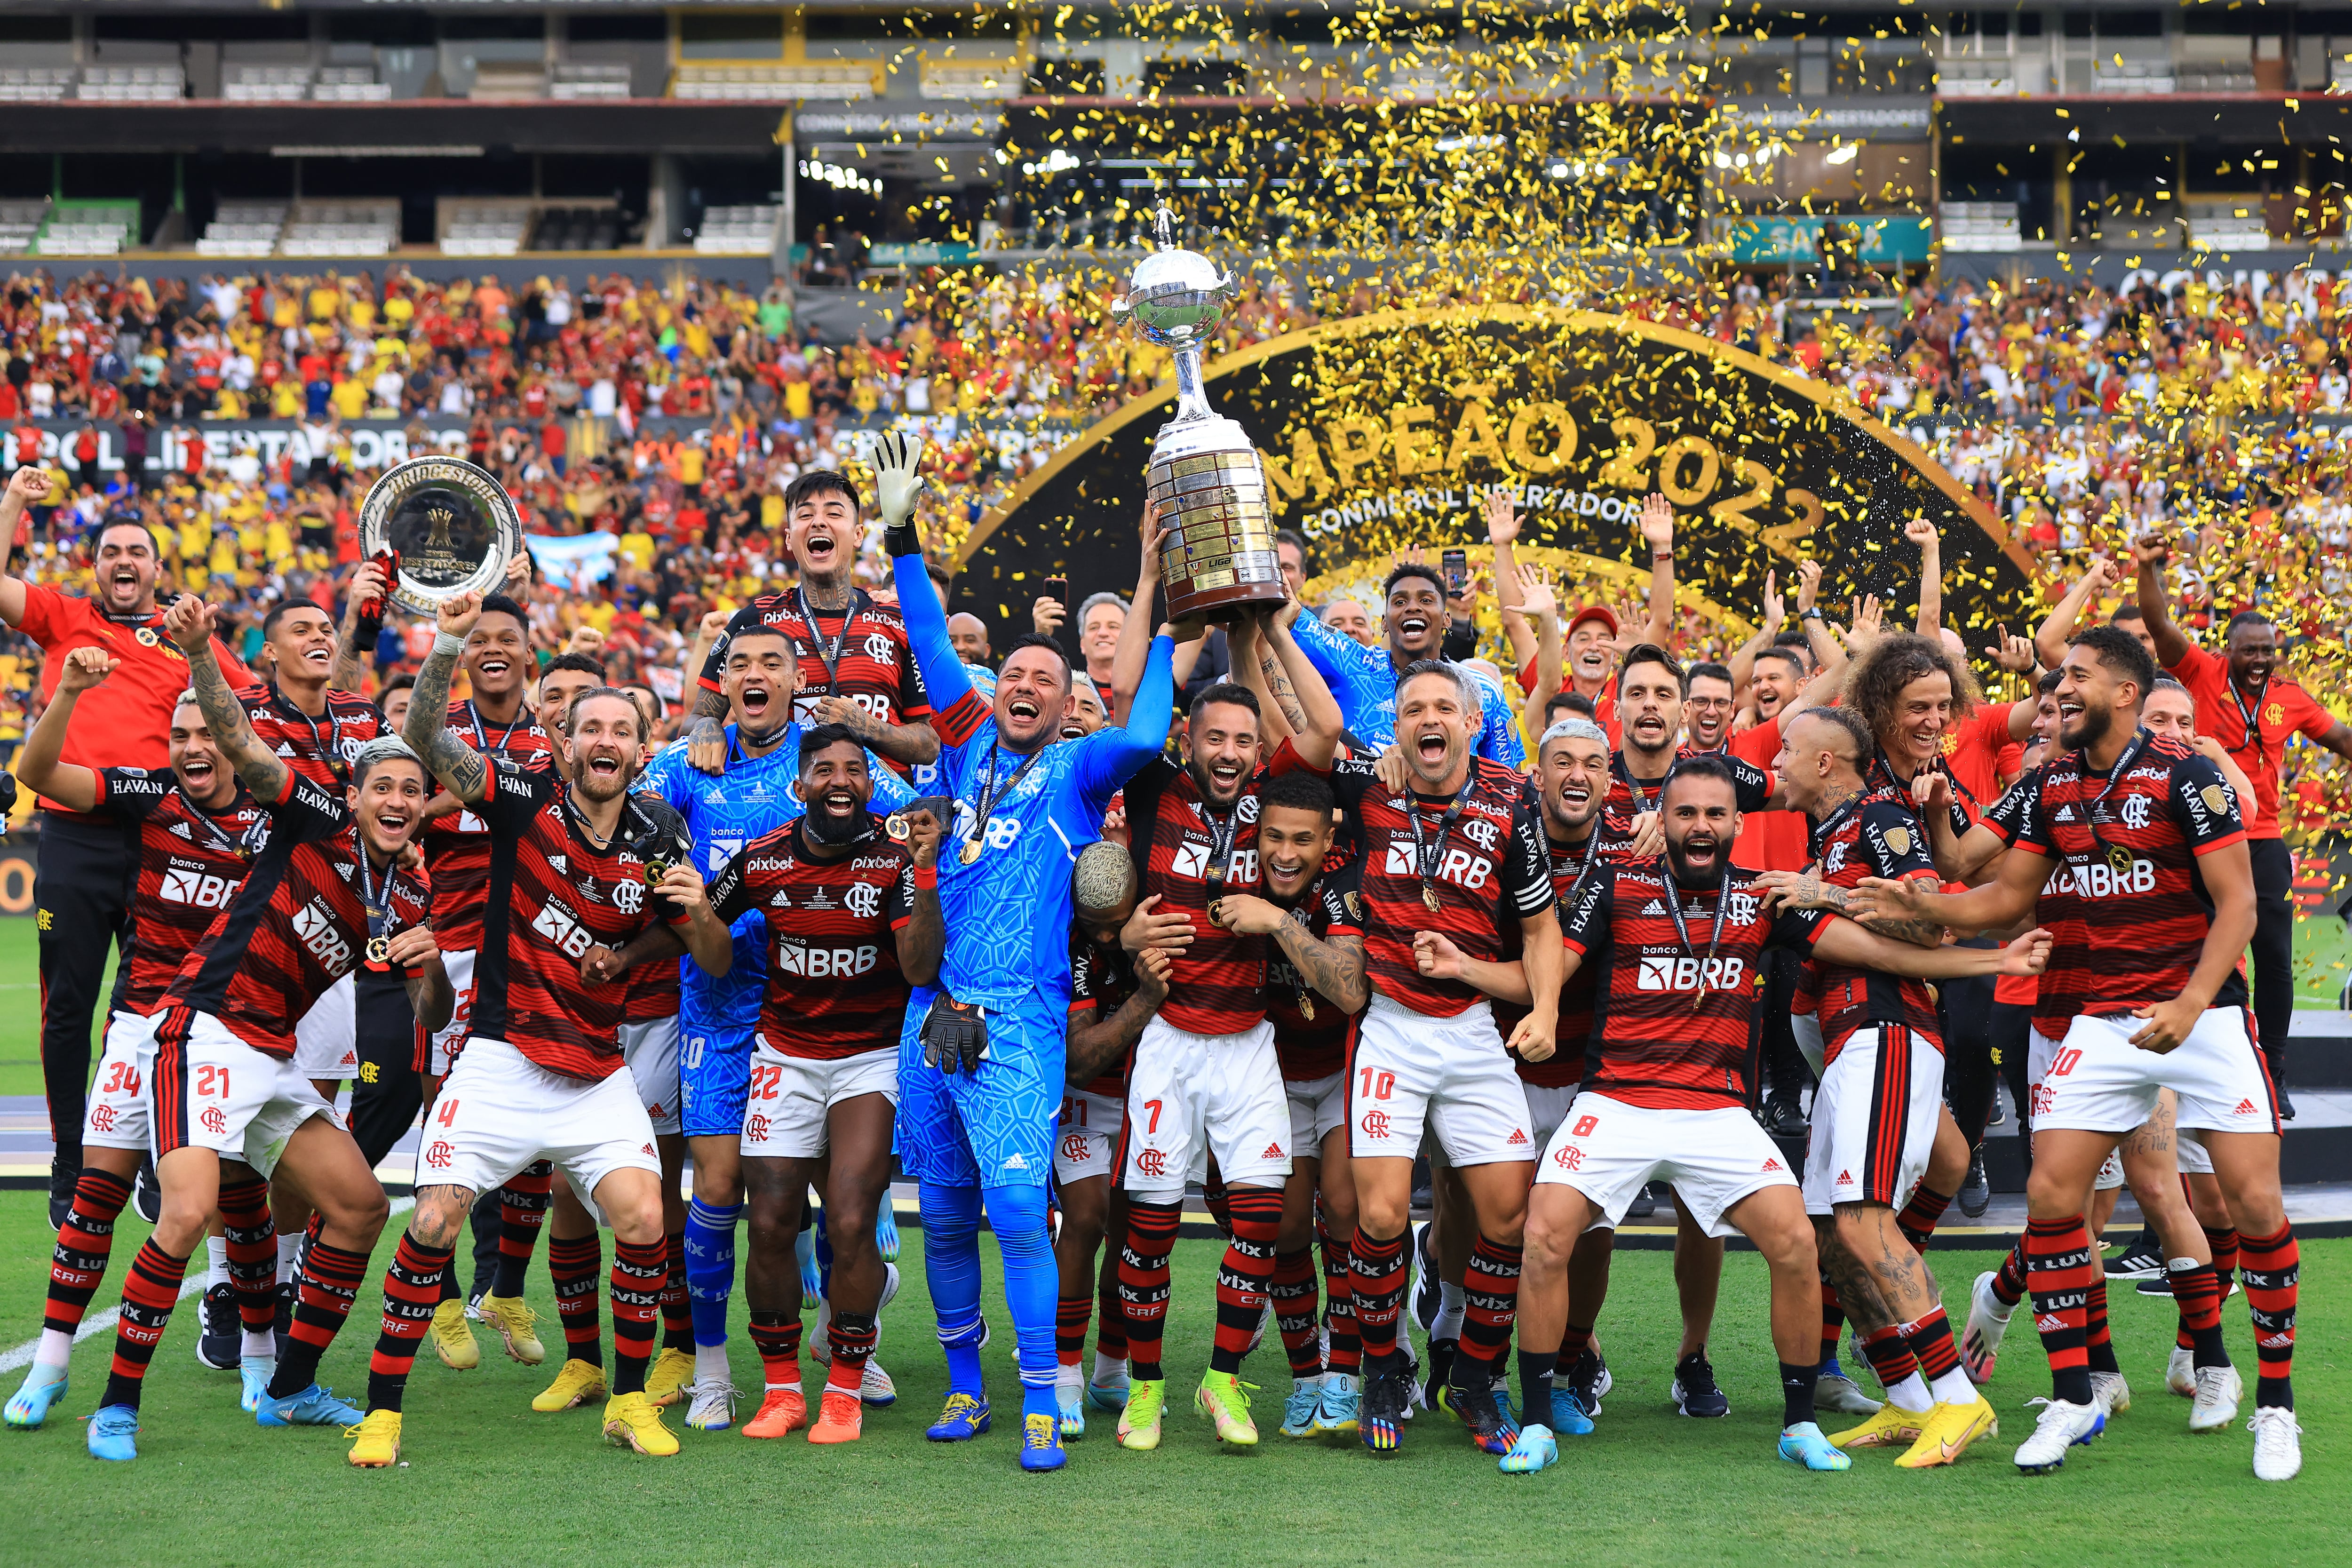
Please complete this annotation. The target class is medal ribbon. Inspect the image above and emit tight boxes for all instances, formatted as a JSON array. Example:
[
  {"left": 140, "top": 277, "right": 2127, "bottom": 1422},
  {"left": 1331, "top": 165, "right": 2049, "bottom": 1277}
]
[
  {"left": 179, "top": 787, "right": 254, "bottom": 860},
  {"left": 353, "top": 839, "right": 396, "bottom": 970},
  {"left": 1403, "top": 777, "right": 1473, "bottom": 911},
  {"left": 2226, "top": 675, "right": 2271, "bottom": 773},
  {"left": 1659, "top": 860, "right": 1734, "bottom": 1010},
  {"left": 966, "top": 743, "right": 1049, "bottom": 858},
  {"left": 795, "top": 586, "right": 871, "bottom": 697},
  {"left": 2059, "top": 726, "right": 2150, "bottom": 873}
]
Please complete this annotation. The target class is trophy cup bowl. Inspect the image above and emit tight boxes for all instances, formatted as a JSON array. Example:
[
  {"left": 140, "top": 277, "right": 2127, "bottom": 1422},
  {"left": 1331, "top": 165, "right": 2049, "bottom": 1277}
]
[
  {"left": 1112, "top": 211, "right": 1287, "bottom": 626},
  {"left": 357, "top": 456, "right": 524, "bottom": 618}
]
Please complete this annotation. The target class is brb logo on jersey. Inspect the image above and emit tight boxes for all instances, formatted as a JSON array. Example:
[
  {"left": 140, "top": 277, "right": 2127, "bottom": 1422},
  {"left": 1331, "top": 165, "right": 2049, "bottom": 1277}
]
[
  {"left": 160, "top": 865, "right": 237, "bottom": 908},
  {"left": 2061, "top": 859, "right": 2156, "bottom": 899},
  {"left": 531, "top": 897, "right": 597, "bottom": 959},
  {"left": 1383, "top": 837, "right": 1491, "bottom": 890},
  {"left": 1172, "top": 841, "right": 1257, "bottom": 883},
  {"left": 772, "top": 940, "right": 880, "bottom": 978},
  {"left": 291, "top": 899, "right": 353, "bottom": 971},
  {"left": 1636, "top": 953, "right": 1748, "bottom": 992}
]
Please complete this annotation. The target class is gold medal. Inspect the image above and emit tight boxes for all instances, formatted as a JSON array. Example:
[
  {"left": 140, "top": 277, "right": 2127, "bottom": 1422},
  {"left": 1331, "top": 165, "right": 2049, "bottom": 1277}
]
[
  {"left": 1207, "top": 899, "right": 1226, "bottom": 929},
  {"left": 960, "top": 838, "right": 984, "bottom": 865},
  {"left": 1298, "top": 993, "right": 1316, "bottom": 1022},
  {"left": 366, "top": 935, "right": 390, "bottom": 965},
  {"left": 644, "top": 855, "right": 671, "bottom": 890},
  {"left": 885, "top": 812, "right": 911, "bottom": 843},
  {"left": 2106, "top": 845, "right": 2132, "bottom": 874},
  {"left": 1422, "top": 886, "right": 1442, "bottom": 914}
]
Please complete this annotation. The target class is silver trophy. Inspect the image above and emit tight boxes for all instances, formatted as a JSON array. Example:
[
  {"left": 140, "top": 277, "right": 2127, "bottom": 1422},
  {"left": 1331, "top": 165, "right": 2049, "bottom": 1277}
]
[
  {"left": 356, "top": 456, "right": 524, "bottom": 617},
  {"left": 1110, "top": 209, "right": 1284, "bottom": 624}
]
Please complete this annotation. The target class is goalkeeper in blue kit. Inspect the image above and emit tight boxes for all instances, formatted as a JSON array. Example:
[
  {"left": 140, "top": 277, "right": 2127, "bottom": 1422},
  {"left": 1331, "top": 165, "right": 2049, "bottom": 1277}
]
[{"left": 869, "top": 431, "right": 1176, "bottom": 1471}]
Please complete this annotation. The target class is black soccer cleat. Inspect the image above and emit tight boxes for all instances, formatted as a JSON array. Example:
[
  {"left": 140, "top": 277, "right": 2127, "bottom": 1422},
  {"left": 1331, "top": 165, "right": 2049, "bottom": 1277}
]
[
  {"left": 132, "top": 1155, "right": 161, "bottom": 1225},
  {"left": 1623, "top": 1183, "right": 1658, "bottom": 1221},
  {"left": 1421, "top": 1337, "right": 1459, "bottom": 1413},
  {"left": 1442, "top": 1372, "right": 1519, "bottom": 1456},
  {"left": 273, "top": 1280, "right": 296, "bottom": 1355},
  {"left": 196, "top": 1282, "right": 240, "bottom": 1372},
  {"left": 1409, "top": 1225, "right": 1443, "bottom": 1337},
  {"left": 1672, "top": 1350, "right": 1729, "bottom": 1418},
  {"left": 1760, "top": 1097, "right": 1808, "bottom": 1138},
  {"left": 1958, "top": 1151, "right": 1992, "bottom": 1219},
  {"left": 1360, "top": 1361, "right": 1408, "bottom": 1455},
  {"left": 1567, "top": 1346, "right": 1609, "bottom": 1417},
  {"left": 48, "top": 1158, "right": 77, "bottom": 1232},
  {"left": 2103, "top": 1228, "right": 2163, "bottom": 1281}
]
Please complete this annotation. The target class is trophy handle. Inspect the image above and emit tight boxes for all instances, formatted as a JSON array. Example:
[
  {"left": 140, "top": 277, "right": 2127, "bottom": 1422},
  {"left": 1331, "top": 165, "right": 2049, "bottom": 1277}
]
[{"left": 1108, "top": 293, "right": 1132, "bottom": 323}]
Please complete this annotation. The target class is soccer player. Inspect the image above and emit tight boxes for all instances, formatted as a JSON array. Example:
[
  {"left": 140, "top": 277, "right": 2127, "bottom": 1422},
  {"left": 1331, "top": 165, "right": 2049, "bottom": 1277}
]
[
  {"left": 876, "top": 430, "right": 1175, "bottom": 1472},
  {"left": 1289, "top": 558, "right": 1526, "bottom": 766},
  {"left": 660, "top": 728, "right": 942, "bottom": 1444},
  {"left": 1107, "top": 604, "right": 1341, "bottom": 1451},
  {"left": 81, "top": 596, "right": 448, "bottom": 1462},
  {"left": 1755, "top": 706, "right": 2001, "bottom": 1467},
  {"left": 1283, "top": 660, "right": 1561, "bottom": 1457},
  {"left": 2133, "top": 534, "right": 2352, "bottom": 1113},
  {"left": 1859, "top": 627, "right": 2301, "bottom": 1481},
  {"left": 349, "top": 589, "right": 728, "bottom": 1466},
  {"left": 1202, "top": 767, "right": 1369, "bottom": 1441},
  {"left": 5, "top": 649, "right": 268, "bottom": 1430},
  {"left": 1498, "top": 755, "right": 2049, "bottom": 1475},
  {"left": 685, "top": 467, "right": 938, "bottom": 770},
  {"left": 1053, "top": 844, "right": 1171, "bottom": 1436}
]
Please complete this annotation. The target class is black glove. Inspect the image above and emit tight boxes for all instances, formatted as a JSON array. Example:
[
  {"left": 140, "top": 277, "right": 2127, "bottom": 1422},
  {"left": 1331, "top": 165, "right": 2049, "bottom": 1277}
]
[
  {"left": 920, "top": 994, "right": 988, "bottom": 1075},
  {"left": 882, "top": 520, "right": 922, "bottom": 560}
]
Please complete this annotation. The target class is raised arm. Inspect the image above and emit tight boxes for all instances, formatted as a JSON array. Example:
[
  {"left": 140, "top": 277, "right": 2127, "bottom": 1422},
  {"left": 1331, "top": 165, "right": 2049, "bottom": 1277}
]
[
  {"left": 402, "top": 590, "right": 491, "bottom": 804},
  {"left": 1105, "top": 502, "right": 1166, "bottom": 724},
  {"left": 1513, "top": 564, "right": 1563, "bottom": 740},
  {"left": 1228, "top": 615, "right": 1292, "bottom": 742},
  {"left": 328, "top": 557, "right": 390, "bottom": 695},
  {"left": 684, "top": 607, "right": 740, "bottom": 772},
  {"left": 1906, "top": 516, "right": 1942, "bottom": 636},
  {"left": 893, "top": 808, "right": 946, "bottom": 988},
  {"left": 1727, "top": 568, "right": 1785, "bottom": 693},
  {"left": 1080, "top": 631, "right": 1175, "bottom": 807},
  {"left": 2034, "top": 555, "right": 2117, "bottom": 672},
  {"left": 1636, "top": 493, "right": 1676, "bottom": 646},
  {"left": 1485, "top": 489, "right": 1534, "bottom": 670},
  {"left": 2129, "top": 535, "right": 2193, "bottom": 670},
  {"left": 165, "top": 596, "right": 289, "bottom": 802},
  {"left": 14, "top": 645, "right": 111, "bottom": 812},
  {"left": 0, "top": 467, "right": 54, "bottom": 627},
  {"left": 1259, "top": 597, "right": 1343, "bottom": 769}
]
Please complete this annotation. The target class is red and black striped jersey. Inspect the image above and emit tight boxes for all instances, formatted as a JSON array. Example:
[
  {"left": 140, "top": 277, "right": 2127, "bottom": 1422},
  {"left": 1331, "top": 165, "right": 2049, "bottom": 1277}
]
[
  {"left": 1122, "top": 753, "right": 1289, "bottom": 1036},
  {"left": 470, "top": 759, "right": 694, "bottom": 1081},
  {"left": 623, "top": 947, "right": 681, "bottom": 1022},
  {"left": 2006, "top": 730, "right": 2249, "bottom": 1031},
  {"left": 421, "top": 700, "right": 557, "bottom": 952},
  {"left": 159, "top": 771, "right": 430, "bottom": 1060},
  {"left": 707, "top": 816, "right": 916, "bottom": 1060},
  {"left": 1069, "top": 932, "right": 1138, "bottom": 1097},
  {"left": 1284, "top": 753, "right": 1553, "bottom": 1019},
  {"left": 1562, "top": 861, "right": 1828, "bottom": 1110},
  {"left": 234, "top": 682, "right": 383, "bottom": 787},
  {"left": 1864, "top": 749, "right": 1978, "bottom": 841},
  {"left": 1980, "top": 764, "right": 2080, "bottom": 1013},
  {"left": 1502, "top": 827, "right": 1648, "bottom": 1089},
  {"left": 1805, "top": 787, "right": 1945, "bottom": 1065},
  {"left": 1267, "top": 859, "right": 1363, "bottom": 1082},
  {"left": 1605, "top": 748, "right": 1773, "bottom": 823},
  {"left": 92, "top": 768, "right": 267, "bottom": 1014},
  {"left": 696, "top": 590, "right": 932, "bottom": 731}
]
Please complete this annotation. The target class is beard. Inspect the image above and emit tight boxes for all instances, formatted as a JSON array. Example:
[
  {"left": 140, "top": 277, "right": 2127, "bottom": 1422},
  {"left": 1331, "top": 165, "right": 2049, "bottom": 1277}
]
[
  {"left": 803, "top": 801, "right": 869, "bottom": 847},
  {"left": 1663, "top": 836, "right": 1724, "bottom": 888},
  {"left": 2061, "top": 699, "right": 2113, "bottom": 753}
]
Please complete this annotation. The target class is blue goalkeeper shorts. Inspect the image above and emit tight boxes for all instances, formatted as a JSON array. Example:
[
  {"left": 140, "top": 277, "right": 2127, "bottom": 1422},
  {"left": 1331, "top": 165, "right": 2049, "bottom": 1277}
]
[{"left": 895, "top": 986, "right": 1065, "bottom": 1190}]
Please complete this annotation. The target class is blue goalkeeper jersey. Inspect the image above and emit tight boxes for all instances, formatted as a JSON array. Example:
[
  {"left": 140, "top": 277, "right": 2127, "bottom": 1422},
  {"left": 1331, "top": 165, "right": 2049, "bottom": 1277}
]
[
  {"left": 635, "top": 722, "right": 914, "bottom": 1031},
  {"left": 1290, "top": 609, "right": 1525, "bottom": 767}
]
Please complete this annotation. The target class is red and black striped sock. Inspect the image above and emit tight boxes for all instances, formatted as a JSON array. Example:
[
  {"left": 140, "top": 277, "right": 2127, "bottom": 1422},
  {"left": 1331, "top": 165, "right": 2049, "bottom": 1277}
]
[
  {"left": 1992, "top": 1241, "right": 2027, "bottom": 1307},
  {"left": 1270, "top": 1248, "right": 1323, "bottom": 1379},
  {"left": 2239, "top": 1223, "right": 2299, "bottom": 1408},
  {"left": 2202, "top": 1224, "right": 2241, "bottom": 1289},
  {"left": 1092, "top": 1257, "right": 1127, "bottom": 1364},
  {"left": 216, "top": 1174, "right": 277, "bottom": 1341},
  {"left": 1056, "top": 1291, "right": 1093, "bottom": 1367},
  {"left": 1899, "top": 1305, "right": 1963, "bottom": 1383},
  {"left": 661, "top": 1230, "right": 692, "bottom": 1352},
  {"left": 2084, "top": 1273, "right": 2119, "bottom": 1376},
  {"left": 747, "top": 1312, "right": 803, "bottom": 1388},
  {"left": 1117, "top": 1199, "right": 1182, "bottom": 1380},
  {"left": 2024, "top": 1214, "right": 2095, "bottom": 1406},
  {"left": 1859, "top": 1323, "right": 1922, "bottom": 1391},
  {"left": 1348, "top": 1228, "right": 1409, "bottom": 1367},
  {"left": 101, "top": 1239, "right": 188, "bottom": 1411},
  {"left": 824, "top": 1311, "right": 877, "bottom": 1397},
  {"left": 490, "top": 1162, "right": 552, "bottom": 1298},
  {"left": 547, "top": 1234, "right": 603, "bottom": 1364},
  {"left": 1894, "top": 1185, "right": 1953, "bottom": 1254},
  {"left": 1819, "top": 1276, "right": 1846, "bottom": 1366},
  {"left": 270, "top": 1239, "right": 367, "bottom": 1398},
  {"left": 366, "top": 1235, "right": 453, "bottom": 1413},
  {"left": 609, "top": 1237, "right": 666, "bottom": 1396},
  {"left": 1209, "top": 1187, "right": 1282, "bottom": 1375},
  {"left": 42, "top": 1166, "right": 131, "bottom": 1338},
  {"left": 1559, "top": 1320, "right": 1595, "bottom": 1363},
  {"left": 1319, "top": 1223, "right": 1359, "bottom": 1375},
  {"left": 2168, "top": 1260, "right": 2227, "bottom": 1367},
  {"left": 1455, "top": 1233, "right": 1523, "bottom": 1375}
]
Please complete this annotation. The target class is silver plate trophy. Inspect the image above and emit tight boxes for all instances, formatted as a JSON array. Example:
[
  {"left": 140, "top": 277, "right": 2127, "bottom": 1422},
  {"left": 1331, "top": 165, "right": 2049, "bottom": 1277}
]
[
  {"left": 356, "top": 456, "right": 524, "bottom": 617},
  {"left": 1110, "top": 208, "right": 1286, "bottom": 625}
]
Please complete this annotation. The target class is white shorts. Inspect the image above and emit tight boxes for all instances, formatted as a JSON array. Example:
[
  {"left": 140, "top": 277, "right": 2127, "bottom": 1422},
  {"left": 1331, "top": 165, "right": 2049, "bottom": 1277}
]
[
  {"left": 84, "top": 1010, "right": 162, "bottom": 1153},
  {"left": 1286, "top": 1072, "right": 1347, "bottom": 1156},
  {"left": 2032, "top": 1009, "right": 2277, "bottom": 1138},
  {"left": 1793, "top": 1013, "right": 1827, "bottom": 1079},
  {"left": 1120, "top": 1014, "right": 1289, "bottom": 1201},
  {"left": 1802, "top": 1027, "right": 1944, "bottom": 1216},
  {"left": 292, "top": 972, "right": 358, "bottom": 1081},
  {"left": 621, "top": 1015, "right": 682, "bottom": 1136},
  {"left": 422, "top": 1036, "right": 661, "bottom": 1201},
  {"left": 426, "top": 948, "right": 477, "bottom": 1078},
  {"left": 2026, "top": 1024, "right": 2127, "bottom": 1190},
  {"left": 1056, "top": 1088, "right": 1125, "bottom": 1185},
  {"left": 1350, "top": 993, "right": 1534, "bottom": 1167},
  {"left": 157, "top": 1010, "right": 342, "bottom": 1178},
  {"left": 2177, "top": 1126, "right": 2213, "bottom": 1176},
  {"left": 1535, "top": 1091, "right": 1798, "bottom": 1238},
  {"left": 739, "top": 1038, "right": 898, "bottom": 1160},
  {"left": 1521, "top": 1080, "right": 1580, "bottom": 1149}
]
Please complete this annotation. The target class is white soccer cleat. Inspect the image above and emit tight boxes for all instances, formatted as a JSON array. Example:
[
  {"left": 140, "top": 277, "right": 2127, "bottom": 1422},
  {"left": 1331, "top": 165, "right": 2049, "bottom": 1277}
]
[
  {"left": 2091, "top": 1371, "right": 2131, "bottom": 1420},
  {"left": 1961, "top": 1271, "right": 2011, "bottom": 1385},
  {"left": 683, "top": 1379, "right": 739, "bottom": 1432},
  {"left": 2013, "top": 1398, "right": 2104, "bottom": 1474},
  {"left": 860, "top": 1357, "right": 896, "bottom": 1408},
  {"left": 2166, "top": 1346, "right": 2195, "bottom": 1398},
  {"left": 2188, "top": 1365, "right": 2242, "bottom": 1433},
  {"left": 1815, "top": 1371, "right": 1882, "bottom": 1416},
  {"left": 2249, "top": 1407, "right": 2303, "bottom": 1481}
]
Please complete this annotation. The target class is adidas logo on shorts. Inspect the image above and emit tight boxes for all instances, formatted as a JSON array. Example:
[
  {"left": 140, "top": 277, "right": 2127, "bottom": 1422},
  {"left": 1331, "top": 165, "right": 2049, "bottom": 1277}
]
[
  {"left": 1262, "top": 1142, "right": 1283, "bottom": 1159},
  {"left": 2234, "top": 1098, "right": 2257, "bottom": 1114},
  {"left": 1507, "top": 1128, "right": 1528, "bottom": 1146},
  {"left": 1762, "top": 1157, "right": 1782, "bottom": 1172},
  {"left": 1837, "top": 1169, "right": 1853, "bottom": 1185}
]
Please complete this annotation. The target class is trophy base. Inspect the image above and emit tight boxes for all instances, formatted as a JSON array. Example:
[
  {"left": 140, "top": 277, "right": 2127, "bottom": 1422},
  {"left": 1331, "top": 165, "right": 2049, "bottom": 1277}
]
[{"left": 1148, "top": 415, "right": 1286, "bottom": 627}]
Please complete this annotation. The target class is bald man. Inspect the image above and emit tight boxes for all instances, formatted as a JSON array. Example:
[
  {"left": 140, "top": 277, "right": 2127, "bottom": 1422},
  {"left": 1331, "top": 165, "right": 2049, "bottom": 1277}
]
[
  {"left": 1319, "top": 599, "right": 1375, "bottom": 647},
  {"left": 947, "top": 613, "right": 993, "bottom": 669}
]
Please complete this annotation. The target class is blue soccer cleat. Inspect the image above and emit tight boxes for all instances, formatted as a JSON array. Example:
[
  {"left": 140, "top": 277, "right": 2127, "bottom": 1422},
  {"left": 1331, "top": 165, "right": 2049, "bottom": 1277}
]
[
  {"left": 238, "top": 1356, "right": 274, "bottom": 1415},
  {"left": 5, "top": 1365, "right": 68, "bottom": 1429},
  {"left": 1778, "top": 1420, "right": 1853, "bottom": 1471},
  {"left": 1499, "top": 1422, "right": 1560, "bottom": 1473},
  {"left": 1019, "top": 1411, "right": 1067, "bottom": 1471},
  {"left": 1549, "top": 1385, "right": 1597, "bottom": 1436},
  {"left": 795, "top": 1226, "right": 822, "bottom": 1311},
  {"left": 256, "top": 1383, "right": 363, "bottom": 1428},
  {"left": 87, "top": 1404, "right": 139, "bottom": 1461},
  {"left": 875, "top": 1202, "right": 901, "bottom": 1264},
  {"left": 926, "top": 1391, "right": 992, "bottom": 1441}
]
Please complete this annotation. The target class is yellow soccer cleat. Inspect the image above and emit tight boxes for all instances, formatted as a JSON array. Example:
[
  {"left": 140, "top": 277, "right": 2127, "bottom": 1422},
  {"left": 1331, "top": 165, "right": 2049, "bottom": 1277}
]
[
  {"left": 1195, "top": 1370, "right": 1260, "bottom": 1448},
  {"left": 603, "top": 1391, "right": 680, "bottom": 1456},
  {"left": 430, "top": 1298, "right": 480, "bottom": 1370},
  {"left": 1894, "top": 1397, "right": 2000, "bottom": 1469},
  {"left": 478, "top": 1295, "right": 544, "bottom": 1366},
  {"left": 345, "top": 1410, "right": 403, "bottom": 1468},
  {"left": 644, "top": 1346, "right": 695, "bottom": 1408},
  {"left": 531, "top": 1358, "right": 610, "bottom": 1413},
  {"left": 1116, "top": 1377, "right": 1166, "bottom": 1451},
  {"left": 1829, "top": 1401, "right": 1929, "bottom": 1450}
]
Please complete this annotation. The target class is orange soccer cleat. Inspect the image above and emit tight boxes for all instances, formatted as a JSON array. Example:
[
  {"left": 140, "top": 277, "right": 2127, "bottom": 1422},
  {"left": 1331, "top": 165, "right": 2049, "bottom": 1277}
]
[
  {"left": 808, "top": 1387, "right": 864, "bottom": 1444},
  {"left": 742, "top": 1385, "right": 808, "bottom": 1439}
]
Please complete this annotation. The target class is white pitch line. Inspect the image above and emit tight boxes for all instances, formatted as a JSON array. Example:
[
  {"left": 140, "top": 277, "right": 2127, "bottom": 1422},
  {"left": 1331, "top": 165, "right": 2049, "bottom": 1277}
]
[{"left": 0, "top": 1196, "right": 415, "bottom": 1376}]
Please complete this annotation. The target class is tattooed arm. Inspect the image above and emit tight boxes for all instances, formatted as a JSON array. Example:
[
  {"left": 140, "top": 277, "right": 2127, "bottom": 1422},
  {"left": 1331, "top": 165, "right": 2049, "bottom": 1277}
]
[
  {"left": 1065, "top": 948, "right": 1169, "bottom": 1088},
  {"left": 1756, "top": 869, "right": 1947, "bottom": 948},
  {"left": 1274, "top": 915, "right": 1368, "bottom": 1013},
  {"left": 164, "top": 596, "right": 290, "bottom": 802},
  {"left": 402, "top": 590, "right": 491, "bottom": 805},
  {"left": 1258, "top": 596, "right": 1343, "bottom": 770}
]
